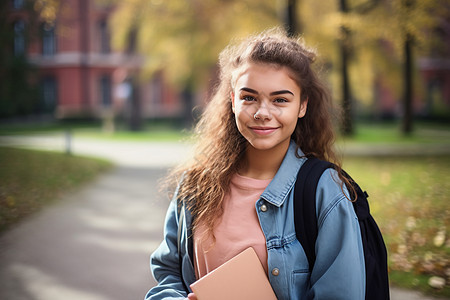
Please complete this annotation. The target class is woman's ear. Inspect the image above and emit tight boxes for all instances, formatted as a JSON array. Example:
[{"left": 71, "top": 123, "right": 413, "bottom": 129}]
[
  {"left": 231, "top": 92, "right": 235, "bottom": 113},
  {"left": 298, "top": 97, "right": 308, "bottom": 118}
]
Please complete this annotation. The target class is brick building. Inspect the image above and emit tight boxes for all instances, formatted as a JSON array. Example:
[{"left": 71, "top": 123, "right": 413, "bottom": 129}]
[{"left": 7, "top": 0, "right": 181, "bottom": 123}]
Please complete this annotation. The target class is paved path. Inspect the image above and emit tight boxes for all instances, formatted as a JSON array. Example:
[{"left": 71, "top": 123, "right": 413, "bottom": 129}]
[
  {"left": 0, "top": 134, "right": 447, "bottom": 299},
  {"left": 0, "top": 167, "right": 168, "bottom": 300}
]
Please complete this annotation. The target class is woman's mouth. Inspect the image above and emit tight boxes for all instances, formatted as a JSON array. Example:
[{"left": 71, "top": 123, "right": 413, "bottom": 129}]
[{"left": 250, "top": 126, "right": 278, "bottom": 135}]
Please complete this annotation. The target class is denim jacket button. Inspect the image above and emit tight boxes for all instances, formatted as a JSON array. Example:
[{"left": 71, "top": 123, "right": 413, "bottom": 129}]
[
  {"left": 260, "top": 204, "right": 268, "bottom": 212},
  {"left": 271, "top": 268, "right": 280, "bottom": 276}
]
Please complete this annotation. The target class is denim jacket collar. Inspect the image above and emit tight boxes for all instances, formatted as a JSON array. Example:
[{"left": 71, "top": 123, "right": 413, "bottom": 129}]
[{"left": 260, "top": 140, "right": 306, "bottom": 207}]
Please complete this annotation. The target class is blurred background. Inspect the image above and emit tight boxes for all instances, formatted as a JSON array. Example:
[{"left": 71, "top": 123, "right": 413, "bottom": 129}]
[
  {"left": 1, "top": 0, "right": 449, "bottom": 131},
  {"left": 0, "top": 0, "right": 449, "bottom": 299}
]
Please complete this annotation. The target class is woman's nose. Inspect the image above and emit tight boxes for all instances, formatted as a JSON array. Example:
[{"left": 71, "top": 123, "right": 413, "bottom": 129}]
[{"left": 254, "top": 102, "right": 272, "bottom": 120}]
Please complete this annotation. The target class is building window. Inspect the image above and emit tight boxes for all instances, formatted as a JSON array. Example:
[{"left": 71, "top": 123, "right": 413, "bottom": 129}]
[
  {"left": 99, "top": 75, "right": 112, "bottom": 106},
  {"left": 42, "top": 24, "right": 56, "bottom": 56},
  {"left": 99, "top": 20, "right": 110, "bottom": 53},
  {"left": 13, "top": 20, "right": 26, "bottom": 56},
  {"left": 40, "top": 77, "right": 58, "bottom": 113},
  {"left": 12, "top": 0, "right": 24, "bottom": 9}
]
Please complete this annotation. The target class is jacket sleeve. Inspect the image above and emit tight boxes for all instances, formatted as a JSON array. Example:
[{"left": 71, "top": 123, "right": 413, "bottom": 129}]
[
  {"left": 145, "top": 199, "right": 187, "bottom": 300},
  {"left": 307, "top": 169, "right": 366, "bottom": 300}
]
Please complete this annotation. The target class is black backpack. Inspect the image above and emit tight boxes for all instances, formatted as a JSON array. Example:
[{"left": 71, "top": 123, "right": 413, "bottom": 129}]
[{"left": 294, "top": 157, "right": 390, "bottom": 300}]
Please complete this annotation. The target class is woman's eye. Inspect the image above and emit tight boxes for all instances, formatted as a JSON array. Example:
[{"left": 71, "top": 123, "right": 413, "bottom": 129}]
[
  {"left": 242, "top": 95, "right": 256, "bottom": 102},
  {"left": 274, "top": 98, "right": 287, "bottom": 103}
]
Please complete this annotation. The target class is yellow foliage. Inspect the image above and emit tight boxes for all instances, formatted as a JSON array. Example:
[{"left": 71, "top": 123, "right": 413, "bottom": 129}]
[
  {"left": 299, "top": 0, "right": 448, "bottom": 106},
  {"left": 109, "top": 0, "right": 279, "bottom": 87},
  {"left": 108, "top": 0, "right": 448, "bottom": 108},
  {"left": 34, "top": 0, "right": 60, "bottom": 25}
]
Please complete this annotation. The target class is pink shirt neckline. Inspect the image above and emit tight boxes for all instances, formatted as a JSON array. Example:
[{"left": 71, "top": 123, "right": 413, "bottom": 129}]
[{"left": 233, "top": 173, "right": 273, "bottom": 189}]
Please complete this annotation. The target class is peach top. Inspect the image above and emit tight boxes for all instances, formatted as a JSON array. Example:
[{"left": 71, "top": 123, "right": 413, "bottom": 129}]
[{"left": 193, "top": 173, "right": 271, "bottom": 279}]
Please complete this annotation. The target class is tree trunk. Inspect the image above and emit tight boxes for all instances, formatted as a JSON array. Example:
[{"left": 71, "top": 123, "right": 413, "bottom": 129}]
[
  {"left": 401, "top": 0, "right": 414, "bottom": 135},
  {"left": 339, "top": 0, "right": 353, "bottom": 136},
  {"left": 128, "top": 78, "right": 142, "bottom": 131},
  {"left": 402, "top": 33, "right": 413, "bottom": 134},
  {"left": 182, "top": 80, "right": 195, "bottom": 129},
  {"left": 284, "top": 0, "right": 297, "bottom": 36}
]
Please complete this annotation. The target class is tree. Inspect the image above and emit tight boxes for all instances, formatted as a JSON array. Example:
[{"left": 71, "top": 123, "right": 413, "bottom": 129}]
[
  {"left": 338, "top": 0, "right": 353, "bottom": 136},
  {"left": 109, "top": 0, "right": 279, "bottom": 128},
  {"left": 284, "top": 0, "right": 298, "bottom": 37},
  {"left": 358, "top": 0, "right": 448, "bottom": 134},
  {"left": 109, "top": 0, "right": 449, "bottom": 132},
  {"left": 402, "top": 0, "right": 414, "bottom": 134},
  {"left": 299, "top": 0, "right": 449, "bottom": 134}
]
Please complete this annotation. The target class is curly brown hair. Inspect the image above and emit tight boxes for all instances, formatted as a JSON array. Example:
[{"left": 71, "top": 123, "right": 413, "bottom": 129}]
[{"left": 166, "top": 28, "right": 348, "bottom": 238}]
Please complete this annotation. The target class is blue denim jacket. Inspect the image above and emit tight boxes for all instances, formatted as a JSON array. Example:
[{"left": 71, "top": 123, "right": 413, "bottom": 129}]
[{"left": 146, "top": 141, "right": 365, "bottom": 299}]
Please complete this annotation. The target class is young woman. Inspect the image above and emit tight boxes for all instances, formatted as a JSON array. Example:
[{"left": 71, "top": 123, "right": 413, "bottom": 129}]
[{"left": 146, "top": 29, "right": 365, "bottom": 300}]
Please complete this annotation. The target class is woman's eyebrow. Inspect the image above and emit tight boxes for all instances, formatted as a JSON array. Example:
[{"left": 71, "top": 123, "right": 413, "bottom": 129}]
[
  {"left": 270, "top": 90, "right": 294, "bottom": 96},
  {"left": 240, "top": 87, "right": 294, "bottom": 96},
  {"left": 239, "top": 87, "right": 258, "bottom": 94}
]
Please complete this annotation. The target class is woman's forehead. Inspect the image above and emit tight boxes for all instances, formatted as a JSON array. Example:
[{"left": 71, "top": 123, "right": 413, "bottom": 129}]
[{"left": 231, "top": 62, "right": 300, "bottom": 90}]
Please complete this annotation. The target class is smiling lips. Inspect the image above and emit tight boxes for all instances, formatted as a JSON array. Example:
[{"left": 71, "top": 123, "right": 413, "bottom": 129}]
[{"left": 250, "top": 126, "right": 279, "bottom": 135}]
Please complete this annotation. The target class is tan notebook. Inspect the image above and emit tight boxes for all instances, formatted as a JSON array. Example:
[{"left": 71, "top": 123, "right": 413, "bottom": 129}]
[{"left": 190, "top": 247, "right": 277, "bottom": 300}]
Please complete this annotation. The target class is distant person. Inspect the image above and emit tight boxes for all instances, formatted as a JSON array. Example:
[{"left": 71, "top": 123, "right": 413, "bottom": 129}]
[{"left": 145, "top": 28, "right": 365, "bottom": 299}]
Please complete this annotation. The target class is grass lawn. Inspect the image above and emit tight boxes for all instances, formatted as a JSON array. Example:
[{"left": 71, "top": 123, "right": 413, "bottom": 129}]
[
  {"left": 338, "top": 121, "right": 450, "bottom": 145},
  {"left": 344, "top": 155, "right": 450, "bottom": 298},
  {"left": 0, "top": 120, "right": 190, "bottom": 142},
  {"left": 0, "top": 147, "right": 113, "bottom": 233}
]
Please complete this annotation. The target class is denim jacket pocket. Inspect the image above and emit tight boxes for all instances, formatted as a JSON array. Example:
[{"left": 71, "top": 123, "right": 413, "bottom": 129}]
[{"left": 291, "top": 269, "right": 310, "bottom": 298}]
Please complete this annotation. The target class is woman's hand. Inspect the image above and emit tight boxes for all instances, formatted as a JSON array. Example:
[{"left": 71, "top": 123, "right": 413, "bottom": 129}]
[{"left": 187, "top": 292, "right": 197, "bottom": 300}]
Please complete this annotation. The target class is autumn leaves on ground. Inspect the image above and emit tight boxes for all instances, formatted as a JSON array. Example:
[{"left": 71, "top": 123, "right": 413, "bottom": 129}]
[{"left": 344, "top": 155, "right": 450, "bottom": 297}]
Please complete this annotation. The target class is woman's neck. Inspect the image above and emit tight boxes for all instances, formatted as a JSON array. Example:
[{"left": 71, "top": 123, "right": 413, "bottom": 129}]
[{"left": 239, "top": 142, "right": 290, "bottom": 180}]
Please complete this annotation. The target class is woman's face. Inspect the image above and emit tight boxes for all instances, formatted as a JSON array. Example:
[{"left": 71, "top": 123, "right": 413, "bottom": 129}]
[{"left": 231, "top": 62, "right": 307, "bottom": 154}]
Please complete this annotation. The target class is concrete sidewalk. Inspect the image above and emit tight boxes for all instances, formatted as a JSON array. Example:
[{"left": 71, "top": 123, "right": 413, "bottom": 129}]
[
  {"left": 0, "top": 166, "right": 167, "bottom": 300},
  {"left": 0, "top": 134, "right": 447, "bottom": 299}
]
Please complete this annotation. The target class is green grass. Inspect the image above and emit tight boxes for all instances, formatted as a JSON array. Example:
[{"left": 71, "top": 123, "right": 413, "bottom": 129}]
[
  {"left": 389, "top": 270, "right": 450, "bottom": 298},
  {"left": 343, "top": 155, "right": 450, "bottom": 298},
  {"left": 0, "top": 120, "right": 190, "bottom": 142},
  {"left": 0, "top": 147, "right": 113, "bottom": 232},
  {"left": 338, "top": 121, "right": 450, "bottom": 145},
  {"left": 0, "top": 121, "right": 98, "bottom": 135}
]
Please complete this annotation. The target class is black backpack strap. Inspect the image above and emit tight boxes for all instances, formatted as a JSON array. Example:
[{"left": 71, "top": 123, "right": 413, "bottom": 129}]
[{"left": 294, "top": 157, "right": 334, "bottom": 272}]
